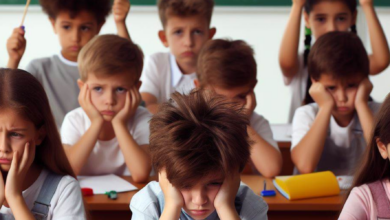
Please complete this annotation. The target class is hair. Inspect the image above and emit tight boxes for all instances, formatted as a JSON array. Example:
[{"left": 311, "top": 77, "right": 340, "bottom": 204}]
[
  {"left": 349, "top": 93, "right": 390, "bottom": 192},
  {"left": 302, "top": 0, "right": 358, "bottom": 104},
  {"left": 308, "top": 31, "right": 369, "bottom": 84},
  {"left": 78, "top": 35, "right": 144, "bottom": 84},
  {"left": 39, "top": 0, "right": 111, "bottom": 24},
  {"left": 158, "top": 0, "right": 214, "bottom": 28},
  {"left": 197, "top": 39, "right": 257, "bottom": 89},
  {"left": 0, "top": 69, "right": 75, "bottom": 178},
  {"left": 149, "top": 90, "right": 251, "bottom": 188}
]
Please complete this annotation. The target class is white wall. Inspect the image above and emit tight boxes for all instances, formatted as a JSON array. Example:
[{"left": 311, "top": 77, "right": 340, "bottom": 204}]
[{"left": 0, "top": 6, "right": 389, "bottom": 124}]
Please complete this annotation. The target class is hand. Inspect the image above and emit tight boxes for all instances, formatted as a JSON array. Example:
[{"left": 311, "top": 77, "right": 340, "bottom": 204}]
[
  {"left": 112, "top": 87, "right": 140, "bottom": 126},
  {"left": 78, "top": 83, "right": 103, "bottom": 125},
  {"left": 309, "top": 82, "right": 334, "bottom": 110},
  {"left": 214, "top": 171, "right": 240, "bottom": 212},
  {"left": 5, "top": 141, "right": 35, "bottom": 200},
  {"left": 359, "top": 0, "right": 373, "bottom": 7},
  {"left": 244, "top": 91, "right": 256, "bottom": 119},
  {"left": 0, "top": 169, "right": 4, "bottom": 206},
  {"left": 113, "top": 0, "right": 131, "bottom": 24},
  {"left": 158, "top": 170, "right": 183, "bottom": 209},
  {"left": 292, "top": 0, "right": 306, "bottom": 7},
  {"left": 355, "top": 78, "right": 373, "bottom": 107},
  {"left": 7, "top": 27, "right": 26, "bottom": 62}
]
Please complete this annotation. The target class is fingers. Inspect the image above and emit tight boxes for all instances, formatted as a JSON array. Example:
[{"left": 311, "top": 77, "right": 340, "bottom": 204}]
[{"left": 9, "top": 152, "right": 19, "bottom": 175}]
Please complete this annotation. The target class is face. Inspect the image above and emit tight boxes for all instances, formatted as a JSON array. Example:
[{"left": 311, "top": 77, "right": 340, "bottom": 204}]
[
  {"left": 51, "top": 10, "right": 103, "bottom": 62},
  {"left": 159, "top": 15, "right": 216, "bottom": 70},
  {"left": 0, "top": 109, "right": 43, "bottom": 172},
  {"left": 316, "top": 74, "right": 364, "bottom": 117},
  {"left": 82, "top": 73, "right": 139, "bottom": 122},
  {"left": 304, "top": 1, "right": 356, "bottom": 39},
  {"left": 179, "top": 172, "right": 224, "bottom": 220},
  {"left": 211, "top": 85, "right": 254, "bottom": 106}
]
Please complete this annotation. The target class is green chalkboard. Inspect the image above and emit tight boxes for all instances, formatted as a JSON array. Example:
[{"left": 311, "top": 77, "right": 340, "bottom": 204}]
[{"left": 0, "top": 0, "right": 389, "bottom": 7}]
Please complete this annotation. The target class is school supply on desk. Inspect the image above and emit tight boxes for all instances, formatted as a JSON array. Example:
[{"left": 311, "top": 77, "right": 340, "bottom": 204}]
[
  {"left": 105, "top": 191, "right": 118, "bottom": 200},
  {"left": 78, "top": 174, "right": 137, "bottom": 194},
  {"left": 20, "top": 0, "right": 31, "bottom": 26},
  {"left": 273, "top": 171, "right": 340, "bottom": 200},
  {"left": 261, "top": 180, "right": 276, "bottom": 197},
  {"left": 81, "top": 188, "right": 94, "bottom": 196},
  {"left": 337, "top": 176, "right": 354, "bottom": 190}
]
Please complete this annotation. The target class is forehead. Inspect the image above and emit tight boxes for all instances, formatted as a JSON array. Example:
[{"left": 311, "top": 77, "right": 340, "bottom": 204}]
[
  {"left": 318, "top": 73, "right": 364, "bottom": 84},
  {"left": 56, "top": 10, "right": 97, "bottom": 24},
  {"left": 188, "top": 171, "right": 224, "bottom": 186},
  {"left": 86, "top": 72, "right": 136, "bottom": 86},
  {"left": 212, "top": 85, "right": 253, "bottom": 96},
  {"left": 0, "top": 108, "right": 34, "bottom": 130},
  {"left": 310, "top": 1, "right": 353, "bottom": 15},
  {"left": 165, "top": 15, "right": 209, "bottom": 29}
]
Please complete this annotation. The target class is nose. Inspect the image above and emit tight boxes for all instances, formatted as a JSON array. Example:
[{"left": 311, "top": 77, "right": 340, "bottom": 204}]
[
  {"left": 0, "top": 133, "right": 10, "bottom": 154},
  {"left": 191, "top": 189, "right": 208, "bottom": 206},
  {"left": 183, "top": 32, "right": 194, "bottom": 48},
  {"left": 336, "top": 89, "right": 348, "bottom": 103},
  {"left": 71, "top": 28, "right": 81, "bottom": 43},
  {"left": 327, "top": 21, "right": 337, "bottom": 32},
  {"left": 104, "top": 90, "right": 116, "bottom": 106}
]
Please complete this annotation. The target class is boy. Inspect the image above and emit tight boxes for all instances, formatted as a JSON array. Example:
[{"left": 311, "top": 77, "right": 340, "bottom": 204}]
[
  {"left": 6, "top": 0, "right": 131, "bottom": 128},
  {"left": 140, "top": 0, "right": 216, "bottom": 114},
  {"left": 195, "top": 39, "right": 282, "bottom": 177},
  {"left": 291, "top": 31, "right": 381, "bottom": 175},
  {"left": 130, "top": 90, "right": 268, "bottom": 219},
  {"left": 61, "top": 35, "right": 151, "bottom": 183}
]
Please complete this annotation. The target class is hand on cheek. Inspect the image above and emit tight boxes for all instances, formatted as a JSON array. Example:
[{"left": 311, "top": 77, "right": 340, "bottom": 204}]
[
  {"left": 355, "top": 78, "right": 373, "bottom": 107},
  {"left": 112, "top": 87, "right": 141, "bottom": 126},
  {"left": 214, "top": 171, "right": 240, "bottom": 214},
  {"left": 309, "top": 82, "right": 334, "bottom": 110},
  {"left": 78, "top": 84, "right": 103, "bottom": 125},
  {"left": 159, "top": 170, "right": 183, "bottom": 211}
]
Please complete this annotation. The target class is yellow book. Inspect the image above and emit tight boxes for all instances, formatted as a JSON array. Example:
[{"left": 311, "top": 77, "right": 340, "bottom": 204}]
[{"left": 272, "top": 171, "right": 340, "bottom": 200}]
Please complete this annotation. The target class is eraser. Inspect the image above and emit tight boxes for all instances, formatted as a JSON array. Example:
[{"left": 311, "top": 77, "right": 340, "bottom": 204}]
[
  {"left": 261, "top": 190, "right": 276, "bottom": 197},
  {"left": 81, "top": 188, "right": 94, "bottom": 196}
]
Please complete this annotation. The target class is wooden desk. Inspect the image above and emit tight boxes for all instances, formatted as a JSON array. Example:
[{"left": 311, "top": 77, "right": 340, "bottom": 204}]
[{"left": 85, "top": 175, "right": 346, "bottom": 220}]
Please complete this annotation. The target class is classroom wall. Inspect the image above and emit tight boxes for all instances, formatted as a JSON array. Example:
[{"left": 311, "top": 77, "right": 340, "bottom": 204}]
[{"left": 0, "top": 6, "right": 389, "bottom": 124}]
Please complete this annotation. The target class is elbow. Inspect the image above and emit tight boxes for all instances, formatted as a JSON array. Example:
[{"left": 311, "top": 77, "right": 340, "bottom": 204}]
[
  {"left": 132, "top": 166, "right": 151, "bottom": 183},
  {"left": 291, "top": 151, "right": 315, "bottom": 174}
]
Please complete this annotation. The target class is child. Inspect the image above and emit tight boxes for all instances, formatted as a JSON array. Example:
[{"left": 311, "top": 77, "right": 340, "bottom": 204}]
[
  {"left": 61, "top": 35, "right": 151, "bottom": 183},
  {"left": 194, "top": 39, "right": 282, "bottom": 177},
  {"left": 279, "top": 0, "right": 390, "bottom": 122},
  {"left": 130, "top": 90, "right": 268, "bottom": 219},
  {"left": 6, "top": 0, "right": 131, "bottom": 128},
  {"left": 291, "top": 31, "right": 382, "bottom": 175},
  {"left": 140, "top": 0, "right": 216, "bottom": 114},
  {"left": 0, "top": 68, "right": 85, "bottom": 219},
  {"left": 339, "top": 93, "right": 390, "bottom": 220}
]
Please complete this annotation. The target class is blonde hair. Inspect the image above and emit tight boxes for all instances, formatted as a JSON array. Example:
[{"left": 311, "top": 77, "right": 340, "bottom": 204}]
[{"left": 78, "top": 35, "right": 144, "bottom": 84}]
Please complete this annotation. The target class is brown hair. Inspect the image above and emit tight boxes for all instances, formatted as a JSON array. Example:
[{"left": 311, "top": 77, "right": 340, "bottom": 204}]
[
  {"left": 350, "top": 94, "right": 390, "bottom": 191},
  {"left": 78, "top": 34, "right": 144, "bottom": 84},
  {"left": 308, "top": 31, "right": 369, "bottom": 81},
  {"left": 0, "top": 68, "right": 75, "bottom": 178},
  {"left": 158, "top": 0, "right": 214, "bottom": 28},
  {"left": 149, "top": 90, "right": 250, "bottom": 188},
  {"left": 39, "top": 0, "right": 111, "bottom": 24},
  {"left": 197, "top": 39, "right": 257, "bottom": 89}
]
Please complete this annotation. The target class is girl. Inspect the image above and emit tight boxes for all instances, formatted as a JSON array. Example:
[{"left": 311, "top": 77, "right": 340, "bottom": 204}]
[
  {"left": 339, "top": 93, "right": 390, "bottom": 219},
  {"left": 0, "top": 68, "right": 85, "bottom": 220},
  {"left": 279, "top": 0, "right": 390, "bottom": 122}
]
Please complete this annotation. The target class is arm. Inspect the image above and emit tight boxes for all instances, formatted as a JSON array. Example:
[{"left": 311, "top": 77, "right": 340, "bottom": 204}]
[
  {"left": 112, "top": 88, "right": 151, "bottom": 183},
  {"left": 355, "top": 78, "right": 374, "bottom": 144},
  {"left": 158, "top": 170, "right": 183, "bottom": 220},
  {"left": 64, "top": 83, "right": 103, "bottom": 176},
  {"left": 6, "top": 27, "right": 26, "bottom": 69},
  {"left": 291, "top": 82, "right": 334, "bottom": 174},
  {"left": 360, "top": 0, "right": 390, "bottom": 75},
  {"left": 113, "top": 0, "right": 131, "bottom": 40},
  {"left": 279, "top": 0, "right": 306, "bottom": 81},
  {"left": 214, "top": 171, "right": 241, "bottom": 220},
  {"left": 141, "top": 92, "right": 160, "bottom": 114}
]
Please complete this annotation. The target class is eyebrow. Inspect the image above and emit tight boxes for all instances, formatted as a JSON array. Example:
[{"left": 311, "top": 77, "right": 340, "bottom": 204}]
[{"left": 9, "top": 128, "right": 28, "bottom": 131}]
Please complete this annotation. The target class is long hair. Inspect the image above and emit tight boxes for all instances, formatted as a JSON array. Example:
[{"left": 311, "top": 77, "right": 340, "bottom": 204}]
[
  {"left": 0, "top": 68, "right": 75, "bottom": 178},
  {"left": 350, "top": 94, "right": 390, "bottom": 191}
]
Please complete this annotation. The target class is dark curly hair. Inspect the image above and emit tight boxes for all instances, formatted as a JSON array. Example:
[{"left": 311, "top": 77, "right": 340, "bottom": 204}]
[{"left": 39, "top": 0, "right": 112, "bottom": 24}]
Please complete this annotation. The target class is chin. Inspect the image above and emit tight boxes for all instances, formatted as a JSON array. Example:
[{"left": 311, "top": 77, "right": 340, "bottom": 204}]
[
  {"left": 102, "top": 115, "right": 114, "bottom": 122},
  {"left": 0, "top": 165, "right": 10, "bottom": 172}
]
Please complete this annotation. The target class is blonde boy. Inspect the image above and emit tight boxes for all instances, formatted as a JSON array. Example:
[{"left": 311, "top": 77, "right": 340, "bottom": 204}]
[
  {"left": 140, "top": 0, "right": 216, "bottom": 114},
  {"left": 61, "top": 35, "right": 151, "bottom": 183}
]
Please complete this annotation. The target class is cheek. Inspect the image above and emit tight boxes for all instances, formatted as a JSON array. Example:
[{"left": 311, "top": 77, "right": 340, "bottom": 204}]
[
  {"left": 181, "top": 191, "right": 191, "bottom": 206},
  {"left": 208, "top": 187, "right": 221, "bottom": 205},
  {"left": 90, "top": 92, "right": 101, "bottom": 107}
]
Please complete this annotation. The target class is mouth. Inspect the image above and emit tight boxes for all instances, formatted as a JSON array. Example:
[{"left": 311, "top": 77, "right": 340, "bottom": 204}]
[
  {"left": 0, "top": 158, "right": 11, "bottom": 164},
  {"left": 189, "top": 209, "right": 209, "bottom": 216},
  {"left": 337, "top": 107, "right": 350, "bottom": 112},
  {"left": 69, "top": 46, "right": 80, "bottom": 52},
  {"left": 181, "top": 51, "right": 195, "bottom": 57},
  {"left": 101, "top": 111, "right": 115, "bottom": 116}
]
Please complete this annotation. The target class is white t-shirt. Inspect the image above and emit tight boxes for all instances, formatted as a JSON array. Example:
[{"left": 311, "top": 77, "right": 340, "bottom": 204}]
[
  {"left": 0, "top": 169, "right": 85, "bottom": 220},
  {"left": 250, "top": 113, "right": 279, "bottom": 151},
  {"left": 61, "top": 107, "right": 151, "bottom": 176},
  {"left": 291, "top": 102, "right": 381, "bottom": 175},
  {"left": 140, "top": 52, "right": 197, "bottom": 103},
  {"left": 284, "top": 52, "right": 308, "bottom": 123}
]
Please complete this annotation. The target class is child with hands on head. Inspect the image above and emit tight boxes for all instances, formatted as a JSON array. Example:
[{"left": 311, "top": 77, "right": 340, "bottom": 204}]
[
  {"left": 279, "top": 0, "right": 390, "bottom": 122},
  {"left": 340, "top": 93, "right": 390, "bottom": 219},
  {"left": 140, "top": 0, "right": 216, "bottom": 114},
  {"left": 0, "top": 68, "right": 85, "bottom": 220},
  {"left": 6, "top": 0, "right": 131, "bottom": 128},
  {"left": 291, "top": 31, "right": 381, "bottom": 175},
  {"left": 194, "top": 39, "right": 282, "bottom": 177},
  {"left": 130, "top": 90, "right": 268, "bottom": 220},
  {"left": 61, "top": 35, "right": 151, "bottom": 183}
]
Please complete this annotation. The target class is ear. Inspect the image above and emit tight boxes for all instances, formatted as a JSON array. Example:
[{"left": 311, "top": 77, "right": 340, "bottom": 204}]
[
  {"left": 303, "top": 11, "right": 311, "bottom": 29},
  {"left": 136, "top": 80, "right": 142, "bottom": 90},
  {"left": 310, "top": 77, "right": 317, "bottom": 84},
  {"left": 35, "top": 126, "right": 46, "bottom": 146},
  {"left": 377, "top": 138, "right": 388, "bottom": 159},
  {"left": 158, "top": 30, "right": 169, "bottom": 48},
  {"left": 208, "top": 27, "right": 217, "bottom": 39},
  {"left": 194, "top": 79, "right": 200, "bottom": 88},
  {"left": 49, "top": 17, "right": 57, "bottom": 34},
  {"left": 77, "top": 79, "right": 85, "bottom": 90}
]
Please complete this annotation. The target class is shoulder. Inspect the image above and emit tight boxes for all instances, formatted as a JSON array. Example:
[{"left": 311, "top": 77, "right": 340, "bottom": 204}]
[
  {"left": 132, "top": 107, "right": 152, "bottom": 124},
  {"left": 250, "top": 113, "right": 272, "bottom": 133},
  {"left": 130, "top": 181, "right": 162, "bottom": 211},
  {"left": 64, "top": 107, "right": 86, "bottom": 121},
  {"left": 145, "top": 52, "right": 170, "bottom": 66},
  {"left": 237, "top": 184, "right": 268, "bottom": 218},
  {"left": 26, "top": 56, "right": 54, "bottom": 73},
  {"left": 293, "top": 103, "right": 318, "bottom": 121},
  {"left": 368, "top": 102, "right": 382, "bottom": 114}
]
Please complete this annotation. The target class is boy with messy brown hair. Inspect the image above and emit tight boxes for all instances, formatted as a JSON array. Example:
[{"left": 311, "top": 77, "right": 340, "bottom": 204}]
[
  {"left": 6, "top": 0, "right": 131, "bottom": 128},
  {"left": 130, "top": 90, "right": 268, "bottom": 219},
  {"left": 195, "top": 39, "right": 282, "bottom": 177},
  {"left": 140, "top": 0, "right": 216, "bottom": 114},
  {"left": 61, "top": 35, "right": 152, "bottom": 183}
]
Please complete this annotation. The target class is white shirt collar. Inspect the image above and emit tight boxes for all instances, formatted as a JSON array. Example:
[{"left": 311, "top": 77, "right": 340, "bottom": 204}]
[
  {"left": 58, "top": 52, "right": 78, "bottom": 67},
  {"left": 170, "top": 53, "right": 183, "bottom": 88}
]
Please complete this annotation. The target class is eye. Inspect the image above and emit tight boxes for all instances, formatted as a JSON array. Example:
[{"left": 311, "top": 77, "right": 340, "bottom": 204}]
[
  {"left": 81, "top": 26, "right": 91, "bottom": 32},
  {"left": 116, "top": 87, "right": 127, "bottom": 94},
  {"left": 193, "top": 29, "right": 203, "bottom": 35},
  {"left": 181, "top": 184, "right": 192, "bottom": 190},
  {"left": 315, "top": 17, "right": 326, "bottom": 23},
  {"left": 93, "top": 87, "right": 102, "bottom": 93},
  {"left": 9, "top": 132, "right": 23, "bottom": 138},
  {"left": 174, "top": 29, "right": 183, "bottom": 35},
  {"left": 207, "top": 182, "right": 222, "bottom": 187},
  {"left": 347, "top": 83, "right": 358, "bottom": 88},
  {"left": 62, "top": 25, "right": 71, "bottom": 30},
  {"left": 326, "top": 86, "right": 336, "bottom": 91},
  {"left": 336, "top": 16, "right": 347, "bottom": 22}
]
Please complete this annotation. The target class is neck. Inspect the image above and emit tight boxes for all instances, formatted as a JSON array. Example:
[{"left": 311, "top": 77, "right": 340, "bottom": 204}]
[
  {"left": 61, "top": 51, "right": 78, "bottom": 62},
  {"left": 177, "top": 60, "right": 196, "bottom": 75},
  {"left": 98, "top": 121, "right": 116, "bottom": 141},
  {"left": 333, "top": 111, "right": 355, "bottom": 127}
]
